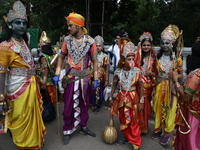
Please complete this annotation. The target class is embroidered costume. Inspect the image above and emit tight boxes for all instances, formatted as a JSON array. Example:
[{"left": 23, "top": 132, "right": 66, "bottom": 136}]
[
  {"left": 61, "top": 33, "right": 97, "bottom": 135},
  {"left": 0, "top": 2, "right": 46, "bottom": 149},
  {"left": 0, "top": 39, "right": 45, "bottom": 149},
  {"left": 137, "top": 32, "right": 157, "bottom": 133},
  {"left": 110, "top": 41, "right": 143, "bottom": 150},
  {"left": 153, "top": 24, "right": 183, "bottom": 138},
  {"left": 172, "top": 69, "right": 200, "bottom": 150},
  {"left": 90, "top": 35, "right": 108, "bottom": 112}
]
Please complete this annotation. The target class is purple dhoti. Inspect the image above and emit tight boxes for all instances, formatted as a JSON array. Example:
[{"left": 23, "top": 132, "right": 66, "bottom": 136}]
[{"left": 62, "top": 76, "right": 90, "bottom": 135}]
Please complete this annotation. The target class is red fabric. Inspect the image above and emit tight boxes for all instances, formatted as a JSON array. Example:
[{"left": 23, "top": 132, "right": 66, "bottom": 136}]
[{"left": 119, "top": 106, "right": 142, "bottom": 148}]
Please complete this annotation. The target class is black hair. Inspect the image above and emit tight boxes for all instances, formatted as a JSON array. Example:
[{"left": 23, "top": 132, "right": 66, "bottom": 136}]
[
  {"left": 140, "top": 38, "right": 153, "bottom": 66},
  {"left": 186, "top": 42, "right": 200, "bottom": 74},
  {"left": 0, "top": 22, "right": 28, "bottom": 44},
  {"left": 41, "top": 44, "right": 54, "bottom": 56},
  {"left": 157, "top": 39, "right": 177, "bottom": 60}
]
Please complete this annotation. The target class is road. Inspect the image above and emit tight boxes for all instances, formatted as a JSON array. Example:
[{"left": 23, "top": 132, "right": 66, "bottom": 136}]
[{"left": 0, "top": 101, "right": 172, "bottom": 150}]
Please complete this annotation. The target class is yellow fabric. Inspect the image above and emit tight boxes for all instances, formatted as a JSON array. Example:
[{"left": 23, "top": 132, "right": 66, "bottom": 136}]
[
  {"left": 0, "top": 46, "right": 29, "bottom": 73},
  {"left": 8, "top": 76, "right": 46, "bottom": 149},
  {"left": 66, "top": 12, "right": 88, "bottom": 34},
  {"left": 153, "top": 80, "right": 177, "bottom": 133}
]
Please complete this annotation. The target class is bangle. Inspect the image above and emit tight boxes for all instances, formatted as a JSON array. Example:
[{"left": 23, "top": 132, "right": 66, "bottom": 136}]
[
  {"left": 0, "top": 94, "right": 5, "bottom": 101},
  {"left": 140, "top": 96, "right": 144, "bottom": 103},
  {"left": 55, "top": 67, "right": 61, "bottom": 76},
  {"left": 175, "top": 82, "right": 181, "bottom": 88}
]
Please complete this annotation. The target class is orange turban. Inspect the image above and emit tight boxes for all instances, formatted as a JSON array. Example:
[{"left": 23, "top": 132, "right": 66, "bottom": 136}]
[{"left": 65, "top": 12, "right": 88, "bottom": 34}]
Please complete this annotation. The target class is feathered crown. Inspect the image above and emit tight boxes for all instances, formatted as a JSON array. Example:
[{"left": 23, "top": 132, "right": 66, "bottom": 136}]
[
  {"left": 7, "top": 1, "right": 27, "bottom": 23},
  {"left": 39, "top": 31, "right": 51, "bottom": 44},
  {"left": 139, "top": 32, "right": 153, "bottom": 42},
  {"left": 121, "top": 41, "right": 136, "bottom": 58},
  {"left": 161, "top": 24, "right": 180, "bottom": 43}
]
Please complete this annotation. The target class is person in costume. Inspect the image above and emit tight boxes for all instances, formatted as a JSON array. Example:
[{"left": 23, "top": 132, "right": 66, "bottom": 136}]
[
  {"left": 53, "top": 12, "right": 98, "bottom": 145},
  {"left": 38, "top": 31, "right": 56, "bottom": 106},
  {"left": 0, "top": 1, "right": 46, "bottom": 149},
  {"left": 151, "top": 24, "right": 183, "bottom": 145},
  {"left": 137, "top": 32, "right": 157, "bottom": 134},
  {"left": 172, "top": 41, "right": 200, "bottom": 150},
  {"left": 90, "top": 35, "right": 109, "bottom": 112},
  {"left": 109, "top": 41, "right": 144, "bottom": 150}
]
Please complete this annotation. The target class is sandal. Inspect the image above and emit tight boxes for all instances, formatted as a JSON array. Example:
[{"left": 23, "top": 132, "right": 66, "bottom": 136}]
[{"left": 116, "top": 137, "right": 128, "bottom": 146}]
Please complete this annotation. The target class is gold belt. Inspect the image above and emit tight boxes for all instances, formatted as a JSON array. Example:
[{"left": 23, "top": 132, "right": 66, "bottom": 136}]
[{"left": 69, "top": 68, "right": 91, "bottom": 77}]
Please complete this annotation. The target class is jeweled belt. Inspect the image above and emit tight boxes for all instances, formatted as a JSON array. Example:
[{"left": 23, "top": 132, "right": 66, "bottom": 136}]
[
  {"left": 8, "top": 68, "right": 36, "bottom": 77},
  {"left": 69, "top": 68, "right": 91, "bottom": 77},
  {"left": 120, "top": 86, "right": 136, "bottom": 92}
]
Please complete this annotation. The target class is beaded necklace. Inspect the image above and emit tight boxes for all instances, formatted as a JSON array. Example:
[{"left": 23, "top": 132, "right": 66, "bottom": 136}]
[
  {"left": 11, "top": 37, "right": 34, "bottom": 68},
  {"left": 119, "top": 68, "right": 135, "bottom": 96}
]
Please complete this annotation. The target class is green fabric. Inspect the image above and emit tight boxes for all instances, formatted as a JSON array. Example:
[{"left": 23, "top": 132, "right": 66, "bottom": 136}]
[
  {"left": 26, "top": 28, "right": 39, "bottom": 49},
  {"left": 184, "top": 86, "right": 196, "bottom": 95}
]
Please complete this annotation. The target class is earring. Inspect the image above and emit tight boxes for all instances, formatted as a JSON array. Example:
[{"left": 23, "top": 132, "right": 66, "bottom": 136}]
[
  {"left": 122, "top": 62, "right": 124, "bottom": 64},
  {"left": 8, "top": 25, "right": 12, "bottom": 29}
]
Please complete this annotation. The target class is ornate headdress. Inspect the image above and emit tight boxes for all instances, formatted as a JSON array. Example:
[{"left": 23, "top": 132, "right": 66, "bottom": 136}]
[
  {"left": 121, "top": 41, "right": 136, "bottom": 58},
  {"left": 39, "top": 31, "right": 51, "bottom": 44},
  {"left": 119, "top": 37, "right": 131, "bottom": 55},
  {"left": 94, "top": 35, "right": 104, "bottom": 46},
  {"left": 139, "top": 32, "right": 153, "bottom": 42},
  {"left": 65, "top": 12, "right": 88, "bottom": 34},
  {"left": 161, "top": 24, "right": 181, "bottom": 43},
  {"left": 7, "top": 1, "right": 27, "bottom": 23}
]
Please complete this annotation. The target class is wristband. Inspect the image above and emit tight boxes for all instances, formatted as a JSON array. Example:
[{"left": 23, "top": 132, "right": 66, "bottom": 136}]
[
  {"left": 0, "top": 94, "right": 5, "bottom": 101},
  {"left": 175, "top": 82, "right": 181, "bottom": 88},
  {"left": 55, "top": 67, "right": 61, "bottom": 76}
]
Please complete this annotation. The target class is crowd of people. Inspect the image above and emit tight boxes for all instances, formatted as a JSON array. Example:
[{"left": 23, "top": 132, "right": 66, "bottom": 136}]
[{"left": 0, "top": 1, "right": 200, "bottom": 150}]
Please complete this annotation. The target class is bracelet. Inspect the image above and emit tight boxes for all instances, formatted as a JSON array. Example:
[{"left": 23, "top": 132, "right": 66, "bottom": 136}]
[
  {"left": 139, "top": 96, "right": 144, "bottom": 103},
  {"left": 55, "top": 67, "right": 61, "bottom": 76},
  {"left": 94, "top": 71, "right": 98, "bottom": 80},
  {"left": 109, "top": 97, "right": 112, "bottom": 101},
  {"left": 175, "top": 82, "right": 181, "bottom": 88},
  {"left": 0, "top": 94, "right": 5, "bottom": 101},
  {"left": 41, "top": 76, "right": 47, "bottom": 84}
]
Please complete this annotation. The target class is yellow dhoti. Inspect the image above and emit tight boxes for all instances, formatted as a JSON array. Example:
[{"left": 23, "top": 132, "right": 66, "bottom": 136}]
[
  {"left": 153, "top": 80, "right": 177, "bottom": 133},
  {"left": 8, "top": 76, "right": 46, "bottom": 149}
]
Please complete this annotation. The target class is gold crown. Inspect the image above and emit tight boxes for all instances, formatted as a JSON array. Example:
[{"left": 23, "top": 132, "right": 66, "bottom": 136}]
[
  {"left": 139, "top": 32, "right": 153, "bottom": 42},
  {"left": 121, "top": 41, "right": 136, "bottom": 58},
  {"left": 7, "top": 1, "right": 27, "bottom": 22},
  {"left": 161, "top": 24, "right": 180, "bottom": 43},
  {"left": 39, "top": 31, "right": 51, "bottom": 44}
]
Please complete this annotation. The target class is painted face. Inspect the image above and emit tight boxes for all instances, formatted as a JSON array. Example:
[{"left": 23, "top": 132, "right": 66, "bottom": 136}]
[
  {"left": 141, "top": 41, "right": 151, "bottom": 53},
  {"left": 11, "top": 19, "right": 27, "bottom": 39},
  {"left": 125, "top": 55, "right": 135, "bottom": 68},
  {"left": 96, "top": 43, "right": 103, "bottom": 52},
  {"left": 67, "top": 23, "right": 79, "bottom": 36},
  {"left": 161, "top": 39, "right": 172, "bottom": 52}
]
